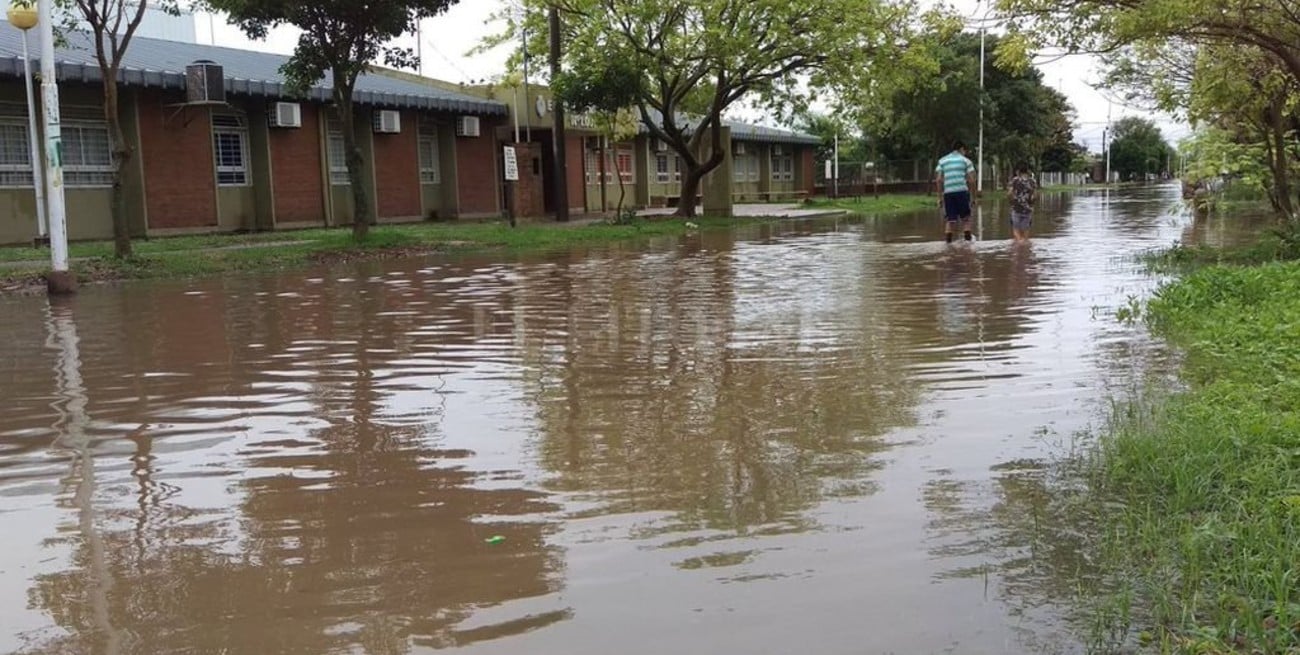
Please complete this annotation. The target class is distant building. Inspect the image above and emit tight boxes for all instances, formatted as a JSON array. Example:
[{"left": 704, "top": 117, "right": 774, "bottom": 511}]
[{"left": 60, "top": 2, "right": 198, "bottom": 43}]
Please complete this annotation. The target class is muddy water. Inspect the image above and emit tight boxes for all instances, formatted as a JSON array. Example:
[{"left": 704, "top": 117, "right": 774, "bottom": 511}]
[{"left": 0, "top": 186, "right": 1270, "bottom": 654}]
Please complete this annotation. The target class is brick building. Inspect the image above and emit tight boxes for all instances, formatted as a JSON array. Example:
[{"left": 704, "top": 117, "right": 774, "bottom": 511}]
[{"left": 0, "top": 24, "right": 819, "bottom": 246}]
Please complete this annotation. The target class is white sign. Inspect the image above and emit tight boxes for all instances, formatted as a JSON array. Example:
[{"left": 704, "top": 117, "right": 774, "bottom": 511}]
[
  {"left": 503, "top": 146, "right": 519, "bottom": 181},
  {"left": 824, "top": 160, "right": 832, "bottom": 179}
]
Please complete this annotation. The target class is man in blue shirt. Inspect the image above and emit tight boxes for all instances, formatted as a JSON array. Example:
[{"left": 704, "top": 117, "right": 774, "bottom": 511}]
[{"left": 934, "top": 141, "right": 978, "bottom": 243}]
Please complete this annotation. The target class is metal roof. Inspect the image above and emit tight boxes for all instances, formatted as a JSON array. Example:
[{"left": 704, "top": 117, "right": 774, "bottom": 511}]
[
  {"left": 641, "top": 108, "right": 820, "bottom": 146},
  {"left": 0, "top": 23, "right": 506, "bottom": 116}
]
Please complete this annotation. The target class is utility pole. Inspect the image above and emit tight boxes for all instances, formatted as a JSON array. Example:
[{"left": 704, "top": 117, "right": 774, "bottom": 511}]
[
  {"left": 977, "top": 19, "right": 985, "bottom": 194},
  {"left": 832, "top": 130, "right": 839, "bottom": 199},
  {"left": 1104, "top": 103, "right": 1113, "bottom": 184},
  {"left": 549, "top": 4, "right": 569, "bottom": 222},
  {"left": 38, "top": 0, "right": 74, "bottom": 294}
]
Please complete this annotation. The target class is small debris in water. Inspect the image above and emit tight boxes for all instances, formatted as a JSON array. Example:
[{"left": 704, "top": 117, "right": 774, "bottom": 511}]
[{"left": 485, "top": 535, "right": 506, "bottom": 545}]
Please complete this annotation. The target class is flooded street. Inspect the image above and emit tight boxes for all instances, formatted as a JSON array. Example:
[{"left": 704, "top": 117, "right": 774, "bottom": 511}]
[{"left": 0, "top": 185, "right": 1266, "bottom": 654}]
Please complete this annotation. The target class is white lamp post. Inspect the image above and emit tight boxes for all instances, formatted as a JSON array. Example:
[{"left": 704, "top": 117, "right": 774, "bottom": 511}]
[
  {"left": 5, "top": 2, "right": 47, "bottom": 245},
  {"left": 37, "top": 0, "right": 74, "bottom": 294},
  {"left": 977, "top": 22, "right": 985, "bottom": 195}
]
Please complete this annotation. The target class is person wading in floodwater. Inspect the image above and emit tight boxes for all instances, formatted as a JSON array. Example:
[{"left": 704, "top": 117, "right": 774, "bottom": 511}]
[
  {"left": 935, "top": 140, "right": 978, "bottom": 243},
  {"left": 1008, "top": 162, "right": 1038, "bottom": 243}
]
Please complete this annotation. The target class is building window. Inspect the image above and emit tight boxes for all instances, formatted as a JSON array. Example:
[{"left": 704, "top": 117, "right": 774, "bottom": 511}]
[
  {"left": 615, "top": 149, "right": 633, "bottom": 183},
  {"left": 63, "top": 121, "right": 115, "bottom": 187},
  {"left": 326, "top": 120, "right": 349, "bottom": 186},
  {"left": 655, "top": 153, "right": 669, "bottom": 183},
  {"left": 772, "top": 153, "right": 794, "bottom": 182},
  {"left": 675, "top": 156, "right": 683, "bottom": 182},
  {"left": 212, "top": 113, "right": 250, "bottom": 187},
  {"left": 585, "top": 149, "right": 598, "bottom": 185},
  {"left": 418, "top": 123, "right": 440, "bottom": 184},
  {"left": 0, "top": 120, "right": 33, "bottom": 187},
  {"left": 733, "top": 155, "right": 750, "bottom": 183}
]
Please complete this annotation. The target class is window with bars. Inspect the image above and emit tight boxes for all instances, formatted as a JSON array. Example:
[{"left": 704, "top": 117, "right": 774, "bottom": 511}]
[
  {"left": 63, "top": 121, "right": 115, "bottom": 187},
  {"left": 0, "top": 121, "right": 33, "bottom": 187},
  {"left": 733, "top": 155, "right": 749, "bottom": 183},
  {"left": 772, "top": 154, "right": 794, "bottom": 182},
  {"left": 585, "top": 150, "right": 598, "bottom": 185},
  {"left": 212, "top": 114, "right": 250, "bottom": 186},
  {"left": 418, "top": 131, "right": 440, "bottom": 184},
  {"left": 655, "top": 153, "right": 669, "bottom": 183},
  {"left": 675, "top": 156, "right": 683, "bottom": 182},
  {"left": 615, "top": 149, "right": 633, "bottom": 183},
  {"left": 326, "top": 123, "right": 349, "bottom": 186}
]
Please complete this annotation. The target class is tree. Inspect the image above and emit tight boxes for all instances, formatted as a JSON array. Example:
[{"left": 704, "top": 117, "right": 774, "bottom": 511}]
[
  {"left": 552, "top": 55, "right": 642, "bottom": 217},
  {"left": 865, "top": 32, "right": 1078, "bottom": 180},
  {"left": 1107, "top": 117, "right": 1170, "bottom": 180},
  {"left": 62, "top": 0, "right": 177, "bottom": 258},
  {"left": 206, "top": 0, "right": 460, "bottom": 240},
  {"left": 489, "top": 0, "right": 955, "bottom": 217}
]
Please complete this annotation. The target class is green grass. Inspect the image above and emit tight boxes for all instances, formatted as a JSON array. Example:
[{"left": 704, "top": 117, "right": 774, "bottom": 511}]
[
  {"left": 1078, "top": 258, "right": 1300, "bottom": 652},
  {"left": 0, "top": 213, "right": 864, "bottom": 290},
  {"left": 806, "top": 193, "right": 936, "bottom": 215}
]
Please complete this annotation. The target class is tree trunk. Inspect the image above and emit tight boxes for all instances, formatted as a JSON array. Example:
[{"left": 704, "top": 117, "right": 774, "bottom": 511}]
[
  {"left": 675, "top": 170, "right": 702, "bottom": 218},
  {"left": 103, "top": 75, "right": 133, "bottom": 259},
  {"left": 1267, "top": 101, "right": 1295, "bottom": 221},
  {"left": 335, "top": 82, "right": 370, "bottom": 241}
]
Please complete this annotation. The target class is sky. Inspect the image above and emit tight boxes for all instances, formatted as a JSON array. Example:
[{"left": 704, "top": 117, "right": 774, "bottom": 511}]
[{"left": 187, "top": 1, "right": 1188, "bottom": 154}]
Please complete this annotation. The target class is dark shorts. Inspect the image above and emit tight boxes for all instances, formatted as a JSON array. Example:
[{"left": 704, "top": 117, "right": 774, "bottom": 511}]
[
  {"left": 1011, "top": 210, "right": 1032, "bottom": 231},
  {"left": 943, "top": 191, "right": 971, "bottom": 222}
]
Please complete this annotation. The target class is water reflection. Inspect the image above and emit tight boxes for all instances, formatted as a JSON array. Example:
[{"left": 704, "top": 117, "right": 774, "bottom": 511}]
[{"left": 0, "top": 184, "right": 1268, "bottom": 654}]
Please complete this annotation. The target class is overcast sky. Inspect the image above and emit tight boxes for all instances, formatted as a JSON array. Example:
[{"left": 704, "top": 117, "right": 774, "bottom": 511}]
[{"left": 190, "top": 1, "right": 1187, "bottom": 154}]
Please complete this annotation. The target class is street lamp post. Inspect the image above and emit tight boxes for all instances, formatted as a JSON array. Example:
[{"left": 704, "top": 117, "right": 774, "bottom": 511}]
[
  {"left": 5, "top": 2, "right": 48, "bottom": 246},
  {"left": 37, "top": 0, "right": 74, "bottom": 294},
  {"left": 977, "top": 23, "right": 985, "bottom": 195}
]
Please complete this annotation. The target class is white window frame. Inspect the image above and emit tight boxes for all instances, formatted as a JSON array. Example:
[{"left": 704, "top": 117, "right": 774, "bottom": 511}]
[
  {"left": 212, "top": 114, "right": 250, "bottom": 187},
  {"left": 326, "top": 120, "right": 350, "bottom": 186},
  {"left": 0, "top": 118, "right": 33, "bottom": 188},
  {"left": 616, "top": 149, "right": 633, "bottom": 183},
  {"left": 655, "top": 153, "right": 669, "bottom": 183},
  {"left": 674, "top": 156, "right": 683, "bottom": 182},
  {"left": 418, "top": 125, "right": 440, "bottom": 185},
  {"left": 585, "top": 149, "right": 598, "bottom": 185},
  {"left": 772, "top": 154, "right": 794, "bottom": 182},
  {"left": 62, "top": 121, "right": 115, "bottom": 188}
]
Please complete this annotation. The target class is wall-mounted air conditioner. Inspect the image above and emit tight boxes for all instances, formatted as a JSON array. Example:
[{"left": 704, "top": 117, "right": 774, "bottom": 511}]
[
  {"left": 372, "top": 109, "right": 401, "bottom": 134},
  {"left": 269, "top": 102, "right": 301, "bottom": 128},
  {"left": 455, "top": 116, "right": 481, "bottom": 138},
  {"left": 733, "top": 143, "right": 747, "bottom": 156},
  {"left": 654, "top": 139, "right": 668, "bottom": 152}
]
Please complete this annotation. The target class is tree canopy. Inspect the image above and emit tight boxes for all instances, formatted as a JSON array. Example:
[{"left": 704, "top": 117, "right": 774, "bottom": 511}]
[
  {"left": 1107, "top": 116, "right": 1172, "bottom": 180},
  {"left": 205, "top": 0, "right": 460, "bottom": 238},
  {"left": 487, "top": 0, "right": 957, "bottom": 216},
  {"left": 865, "top": 32, "right": 1081, "bottom": 176}
]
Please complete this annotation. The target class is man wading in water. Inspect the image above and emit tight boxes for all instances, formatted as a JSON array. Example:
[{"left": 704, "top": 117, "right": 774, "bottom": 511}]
[{"left": 935, "top": 141, "right": 978, "bottom": 243}]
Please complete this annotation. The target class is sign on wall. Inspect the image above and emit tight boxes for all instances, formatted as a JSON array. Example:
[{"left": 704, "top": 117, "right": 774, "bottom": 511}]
[{"left": 503, "top": 146, "right": 519, "bottom": 181}]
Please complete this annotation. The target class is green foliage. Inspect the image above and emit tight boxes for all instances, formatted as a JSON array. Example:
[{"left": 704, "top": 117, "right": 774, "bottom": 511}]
[
  {"left": 865, "top": 32, "right": 1080, "bottom": 173},
  {"left": 1107, "top": 117, "right": 1172, "bottom": 180},
  {"left": 487, "top": 0, "right": 954, "bottom": 216},
  {"left": 1077, "top": 260, "right": 1300, "bottom": 651}
]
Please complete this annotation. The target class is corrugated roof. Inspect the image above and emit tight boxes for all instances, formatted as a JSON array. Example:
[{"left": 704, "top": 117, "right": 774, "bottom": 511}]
[
  {"left": 641, "top": 108, "right": 820, "bottom": 146},
  {"left": 0, "top": 23, "right": 506, "bottom": 115}
]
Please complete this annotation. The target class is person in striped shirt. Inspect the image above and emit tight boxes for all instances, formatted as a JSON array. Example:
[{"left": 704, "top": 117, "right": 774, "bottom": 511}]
[{"left": 934, "top": 141, "right": 978, "bottom": 243}]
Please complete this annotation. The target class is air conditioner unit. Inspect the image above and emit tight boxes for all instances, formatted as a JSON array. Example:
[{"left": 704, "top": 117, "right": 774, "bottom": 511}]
[
  {"left": 269, "top": 102, "right": 301, "bottom": 128},
  {"left": 734, "top": 143, "right": 747, "bottom": 156},
  {"left": 185, "top": 60, "right": 225, "bottom": 104},
  {"left": 455, "top": 116, "right": 481, "bottom": 138},
  {"left": 373, "top": 109, "right": 401, "bottom": 134},
  {"left": 654, "top": 139, "right": 668, "bottom": 152}
]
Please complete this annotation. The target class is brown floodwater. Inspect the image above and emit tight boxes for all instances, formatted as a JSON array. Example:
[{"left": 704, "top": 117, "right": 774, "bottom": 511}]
[{"left": 0, "top": 185, "right": 1271, "bottom": 654}]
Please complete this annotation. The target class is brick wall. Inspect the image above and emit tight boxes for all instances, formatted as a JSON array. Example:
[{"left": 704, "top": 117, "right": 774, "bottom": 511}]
[
  {"left": 566, "top": 134, "right": 586, "bottom": 211},
  {"left": 455, "top": 115, "right": 502, "bottom": 216},
  {"left": 138, "top": 90, "right": 216, "bottom": 229},
  {"left": 269, "top": 103, "right": 325, "bottom": 224},
  {"left": 373, "top": 109, "right": 422, "bottom": 218},
  {"left": 508, "top": 142, "right": 545, "bottom": 218}
]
